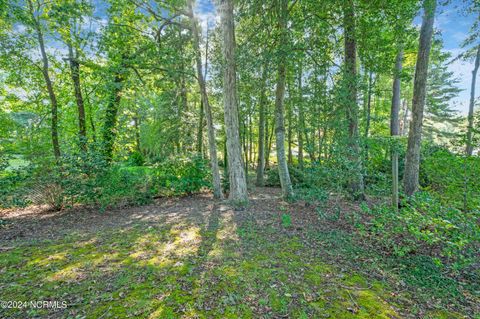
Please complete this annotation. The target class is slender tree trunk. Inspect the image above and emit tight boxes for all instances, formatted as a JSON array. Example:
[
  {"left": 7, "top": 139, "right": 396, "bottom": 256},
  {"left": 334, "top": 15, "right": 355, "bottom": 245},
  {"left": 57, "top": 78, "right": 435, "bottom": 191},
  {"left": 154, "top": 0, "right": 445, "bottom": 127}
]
[
  {"left": 219, "top": 0, "right": 248, "bottom": 203},
  {"left": 249, "top": 112, "right": 253, "bottom": 165},
  {"left": 287, "top": 99, "right": 293, "bottom": 165},
  {"left": 274, "top": 0, "right": 294, "bottom": 199},
  {"left": 391, "top": 46, "right": 403, "bottom": 211},
  {"left": 404, "top": 0, "right": 436, "bottom": 196},
  {"left": 67, "top": 43, "right": 87, "bottom": 153},
  {"left": 189, "top": 0, "right": 223, "bottom": 199},
  {"left": 28, "top": 0, "right": 60, "bottom": 159},
  {"left": 343, "top": 0, "right": 365, "bottom": 200},
  {"left": 400, "top": 99, "right": 408, "bottom": 136},
  {"left": 133, "top": 115, "right": 141, "bottom": 152},
  {"left": 266, "top": 107, "right": 274, "bottom": 169},
  {"left": 243, "top": 119, "right": 248, "bottom": 175},
  {"left": 364, "top": 71, "right": 373, "bottom": 139},
  {"left": 196, "top": 100, "right": 204, "bottom": 154},
  {"left": 256, "top": 65, "right": 268, "bottom": 186},
  {"left": 88, "top": 102, "right": 97, "bottom": 143},
  {"left": 466, "top": 45, "right": 480, "bottom": 156},
  {"left": 298, "top": 63, "right": 304, "bottom": 170}
]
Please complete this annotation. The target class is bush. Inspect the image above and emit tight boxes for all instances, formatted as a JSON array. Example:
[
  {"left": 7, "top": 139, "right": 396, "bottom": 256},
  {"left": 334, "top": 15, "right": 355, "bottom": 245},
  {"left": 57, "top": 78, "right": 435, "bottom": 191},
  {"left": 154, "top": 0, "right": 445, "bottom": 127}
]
[
  {"left": 0, "top": 153, "right": 211, "bottom": 210},
  {"left": 264, "top": 165, "right": 305, "bottom": 187},
  {"left": 126, "top": 151, "right": 145, "bottom": 166},
  {"left": 151, "top": 155, "right": 211, "bottom": 196},
  {"left": 357, "top": 192, "right": 480, "bottom": 273},
  {"left": 421, "top": 148, "right": 480, "bottom": 211}
]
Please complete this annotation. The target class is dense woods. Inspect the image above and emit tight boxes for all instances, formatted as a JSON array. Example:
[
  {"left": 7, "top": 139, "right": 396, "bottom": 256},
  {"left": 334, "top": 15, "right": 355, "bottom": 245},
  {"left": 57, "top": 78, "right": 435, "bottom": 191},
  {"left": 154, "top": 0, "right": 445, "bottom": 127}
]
[{"left": 0, "top": 0, "right": 479, "bottom": 318}]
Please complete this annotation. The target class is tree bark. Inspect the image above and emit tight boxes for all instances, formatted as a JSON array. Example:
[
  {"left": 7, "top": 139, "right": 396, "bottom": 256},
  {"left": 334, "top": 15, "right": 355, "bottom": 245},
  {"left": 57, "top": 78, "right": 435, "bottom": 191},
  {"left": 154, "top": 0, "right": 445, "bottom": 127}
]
[
  {"left": 400, "top": 99, "right": 408, "bottom": 136},
  {"left": 274, "top": 0, "right": 294, "bottom": 199},
  {"left": 256, "top": 65, "right": 267, "bottom": 186},
  {"left": 256, "top": 63, "right": 267, "bottom": 186},
  {"left": 196, "top": 100, "right": 204, "bottom": 154},
  {"left": 343, "top": 0, "right": 365, "bottom": 200},
  {"left": 219, "top": 0, "right": 248, "bottom": 203},
  {"left": 287, "top": 95, "right": 293, "bottom": 165},
  {"left": 189, "top": 0, "right": 223, "bottom": 199},
  {"left": 67, "top": 42, "right": 87, "bottom": 153},
  {"left": 266, "top": 106, "right": 274, "bottom": 169},
  {"left": 28, "top": 0, "right": 61, "bottom": 159},
  {"left": 404, "top": 0, "right": 436, "bottom": 196},
  {"left": 466, "top": 45, "right": 480, "bottom": 156},
  {"left": 297, "top": 63, "right": 304, "bottom": 170},
  {"left": 391, "top": 46, "right": 403, "bottom": 210},
  {"left": 364, "top": 71, "right": 373, "bottom": 139}
]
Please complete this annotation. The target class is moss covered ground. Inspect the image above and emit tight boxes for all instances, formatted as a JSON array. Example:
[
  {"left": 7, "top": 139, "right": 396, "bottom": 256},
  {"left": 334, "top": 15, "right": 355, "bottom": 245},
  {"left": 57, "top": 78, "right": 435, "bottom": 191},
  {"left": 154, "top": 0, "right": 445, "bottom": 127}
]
[{"left": 0, "top": 188, "right": 477, "bottom": 318}]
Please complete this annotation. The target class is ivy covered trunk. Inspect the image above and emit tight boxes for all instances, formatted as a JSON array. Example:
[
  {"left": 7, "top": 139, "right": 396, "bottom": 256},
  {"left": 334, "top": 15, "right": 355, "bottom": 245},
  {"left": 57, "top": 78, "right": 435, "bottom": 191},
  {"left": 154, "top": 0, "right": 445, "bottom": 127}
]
[{"left": 343, "top": 0, "right": 365, "bottom": 200}]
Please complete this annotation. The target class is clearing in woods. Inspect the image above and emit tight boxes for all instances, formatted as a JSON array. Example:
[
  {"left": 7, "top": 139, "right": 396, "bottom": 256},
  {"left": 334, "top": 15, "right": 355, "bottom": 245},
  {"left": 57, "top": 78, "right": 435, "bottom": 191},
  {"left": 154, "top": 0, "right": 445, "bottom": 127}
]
[{"left": 0, "top": 188, "right": 477, "bottom": 318}]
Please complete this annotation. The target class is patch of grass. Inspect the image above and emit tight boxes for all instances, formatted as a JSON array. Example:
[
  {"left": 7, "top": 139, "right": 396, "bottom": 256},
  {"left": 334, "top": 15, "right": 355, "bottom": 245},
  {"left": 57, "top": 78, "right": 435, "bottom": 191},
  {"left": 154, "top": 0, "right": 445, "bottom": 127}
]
[{"left": 1, "top": 200, "right": 474, "bottom": 318}]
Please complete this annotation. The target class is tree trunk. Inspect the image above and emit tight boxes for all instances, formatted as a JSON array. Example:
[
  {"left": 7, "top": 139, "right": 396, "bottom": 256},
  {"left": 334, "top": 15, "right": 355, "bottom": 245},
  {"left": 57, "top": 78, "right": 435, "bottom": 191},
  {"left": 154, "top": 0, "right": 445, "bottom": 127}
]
[
  {"left": 400, "top": 99, "right": 408, "bottom": 136},
  {"left": 364, "top": 71, "right": 373, "bottom": 139},
  {"left": 67, "top": 43, "right": 87, "bottom": 153},
  {"left": 133, "top": 115, "right": 141, "bottom": 152},
  {"left": 196, "top": 100, "right": 204, "bottom": 154},
  {"left": 248, "top": 111, "right": 253, "bottom": 165},
  {"left": 266, "top": 106, "right": 274, "bottom": 169},
  {"left": 189, "top": 0, "right": 223, "bottom": 199},
  {"left": 256, "top": 65, "right": 267, "bottom": 186},
  {"left": 298, "top": 63, "right": 304, "bottom": 170},
  {"left": 466, "top": 45, "right": 480, "bottom": 156},
  {"left": 219, "top": 0, "right": 248, "bottom": 203},
  {"left": 102, "top": 64, "right": 125, "bottom": 161},
  {"left": 274, "top": 0, "right": 294, "bottom": 199},
  {"left": 343, "top": 0, "right": 365, "bottom": 200},
  {"left": 391, "top": 46, "right": 403, "bottom": 211},
  {"left": 404, "top": 0, "right": 436, "bottom": 196},
  {"left": 287, "top": 98, "right": 293, "bottom": 165},
  {"left": 28, "top": 0, "right": 61, "bottom": 159}
]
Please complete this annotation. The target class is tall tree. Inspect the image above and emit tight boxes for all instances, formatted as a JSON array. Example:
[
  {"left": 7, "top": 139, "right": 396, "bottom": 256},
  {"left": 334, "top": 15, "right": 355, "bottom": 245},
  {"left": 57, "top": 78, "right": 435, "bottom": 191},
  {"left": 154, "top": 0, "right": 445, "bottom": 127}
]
[
  {"left": 188, "top": 0, "right": 223, "bottom": 199},
  {"left": 102, "top": 58, "right": 127, "bottom": 161},
  {"left": 343, "top": 0, "right": 365, "bottom": 200},
  {"left": 256, "top": 63, "right": 268, "bottom": 186},
  {"left": 404, "top": 0, "right": 436, "bottom": 196},
  {"left": 297, "top": 62, "right": 305, "bottom": 170},
  {"left": 391, "top": 46, "right": 403, "bottom": 210},
  {"left": 274, "top": 0, "right": 294, "bottom": 199},
  {"left": 67, "top": 41, "right": 87, "bottom": 152},
  {"left": 27, "top": 0, "right": 61, "bottom": 159},
  {"left": 219, "top": 0, "right": 248, "bottom": 203}
]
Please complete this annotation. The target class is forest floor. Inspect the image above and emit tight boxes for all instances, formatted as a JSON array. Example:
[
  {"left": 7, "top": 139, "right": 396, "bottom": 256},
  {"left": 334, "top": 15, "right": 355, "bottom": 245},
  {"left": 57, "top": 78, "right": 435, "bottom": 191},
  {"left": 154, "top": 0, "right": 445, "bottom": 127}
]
[{"left": 0, "top": 187, "right": 477, "bottom": 319}]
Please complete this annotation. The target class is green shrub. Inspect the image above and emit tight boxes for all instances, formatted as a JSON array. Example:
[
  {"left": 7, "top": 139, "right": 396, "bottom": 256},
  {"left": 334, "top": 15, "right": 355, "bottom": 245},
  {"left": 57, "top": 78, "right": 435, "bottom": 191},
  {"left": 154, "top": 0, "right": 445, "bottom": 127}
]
[
  {"left": 151, "top": 155, "right": 211, "bottom": 196},
  {"left": 126, "top": 151, "right": 145, "bottom": 166},
  {"left": 421, "top": 148, "right": 480, "bottom": 210},
  {"left": 358, "top": 192, "right": 479, "bottom": 273},
  {"left": 264, "top": 165, "right": 305, "bottom": 187},
  {"left": 0, "top": 153, "right": 211, "bottom": 210}
]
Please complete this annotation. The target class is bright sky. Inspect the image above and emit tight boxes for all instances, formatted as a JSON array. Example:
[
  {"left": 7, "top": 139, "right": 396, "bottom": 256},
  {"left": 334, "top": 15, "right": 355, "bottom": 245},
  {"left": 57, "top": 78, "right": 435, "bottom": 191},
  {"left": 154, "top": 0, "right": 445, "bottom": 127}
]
[{"left": 436, "top": 1, "right": 478, "bottom": 114}]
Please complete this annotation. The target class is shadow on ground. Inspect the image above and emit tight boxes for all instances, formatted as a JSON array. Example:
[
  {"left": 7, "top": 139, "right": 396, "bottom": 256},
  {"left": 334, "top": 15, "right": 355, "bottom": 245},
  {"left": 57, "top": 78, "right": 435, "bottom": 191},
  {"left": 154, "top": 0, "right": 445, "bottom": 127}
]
[{"left": 0, "top": 188, "right": 474, "bottom": 318}]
